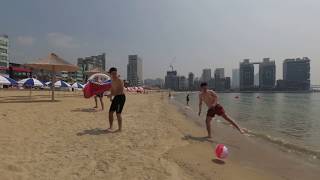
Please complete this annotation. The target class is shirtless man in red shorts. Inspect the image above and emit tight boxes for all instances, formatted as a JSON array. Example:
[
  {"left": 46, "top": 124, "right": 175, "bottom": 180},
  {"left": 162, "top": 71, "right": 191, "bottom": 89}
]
[{"left": 198, "top": 82, "right": 245, "bottom": 138}]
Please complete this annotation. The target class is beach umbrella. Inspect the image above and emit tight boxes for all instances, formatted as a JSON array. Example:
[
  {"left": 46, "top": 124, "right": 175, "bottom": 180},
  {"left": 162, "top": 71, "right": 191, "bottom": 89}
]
[
  {"left": 18, "top": 78, "right": 43, "bottom": 87},
  {"left": 18, "top": 78, "right": 44, "bottom": 98},
  {"left": 45, "top": 81, "right": 52, "bottom": 86},
  {"left": 72, "top": 82, "right": 84, "bottom": 89},
  {"left": 54, "top": 80, "right": 71, "bottom": 88},
  {"left": 0, "top": 75, "right": 18, "bottom": 85},
  {"left": 25, "top": 53, "right": 79, "bottom": 101}
]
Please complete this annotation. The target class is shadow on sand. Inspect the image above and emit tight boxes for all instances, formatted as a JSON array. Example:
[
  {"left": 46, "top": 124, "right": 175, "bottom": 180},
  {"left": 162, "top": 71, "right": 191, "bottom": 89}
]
[
  {"left": 77, "top": 128, "right": 112, "bottom": 136},
  {"left": 0, "top": 99, "right": 60, "bottom": 103},
  {"left": 212, "top": 158, "right": 225, "bottom": 165},
  {"left": 182, "top": 134, "right": 240, "bottom": 149},
  {"left": 71, "top": 108, "right": 98, "bottom": 113},
  {"left": 182, "top": 134, "right": 216, "bottom": 143}
]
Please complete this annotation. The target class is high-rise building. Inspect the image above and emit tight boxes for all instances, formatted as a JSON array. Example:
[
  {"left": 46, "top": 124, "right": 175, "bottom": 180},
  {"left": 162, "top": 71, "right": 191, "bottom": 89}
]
[
  {"left": 188, "top": 72, "right": 194, "bottom": 90},
  {"left": 259, "top": 58, "right": 276, "bottom": 90},
  {"left": 214, "top": 68, "right": 225, "bottom": 79},
  {"left": 240, "top": 59, "right": 254, "bottom": 90},
  {"left": 225, "top": 77, "right": 231, "bottom": 90},
  {"left": 127, "top": 55, "right": 143, "bottom": 86},
  {"left": 178, "top": 76, "right": 187, "bottom": 90},
  {"left": 165, "top": 70, "right": 178, "bottom": 90},
  {"left": 0, "top": 35, "right": 9, "bottom": 68},
  {"left": 77, "top": 53, "right": 106, "bottom": 82},
  {"left": 279, "top": 57, "right": 310, "bottom": 90},
  {"left": 201, "top": 69, "right": 211, "bottom": 83},
  {"left": 232, "top": 69, "right": 240, "bottom": 89}
]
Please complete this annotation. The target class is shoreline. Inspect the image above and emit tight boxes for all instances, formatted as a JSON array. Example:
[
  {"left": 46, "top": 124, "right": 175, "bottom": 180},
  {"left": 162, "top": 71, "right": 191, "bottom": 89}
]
[
  {"left": 171, "top": 95, "right": 320, "bottom": 161},
  {"left": 168, "top": 94, "right": 320, "bottom": 179},
  {"left": 0, "top": 90, "right": 319, "bottom": 179}
]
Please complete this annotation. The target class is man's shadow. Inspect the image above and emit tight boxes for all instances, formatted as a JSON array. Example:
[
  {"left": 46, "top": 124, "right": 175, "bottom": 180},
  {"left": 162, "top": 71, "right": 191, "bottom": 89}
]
[
  {"left": 182, "top": 134, "right": 216, "bottom": 143},
  {"left": 182, "top": 134, "right": 240, "bottom": 149},
  {"left": 77, "top": 128, "right": 112, "bottom": 136},
  {"left": 71, "top": 108, "right": 97, "bottom": 113}
]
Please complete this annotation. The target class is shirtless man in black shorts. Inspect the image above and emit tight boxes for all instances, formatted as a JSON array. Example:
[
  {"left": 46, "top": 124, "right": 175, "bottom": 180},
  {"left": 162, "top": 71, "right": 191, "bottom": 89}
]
[{"left": 107, "top": 67, "right": 126, "bottom": 132}]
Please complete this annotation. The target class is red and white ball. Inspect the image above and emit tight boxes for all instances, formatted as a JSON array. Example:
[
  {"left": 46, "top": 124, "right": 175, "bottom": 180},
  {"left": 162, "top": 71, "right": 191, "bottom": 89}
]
[{"left": 215, "top": 144, "right": 229, "bottom": 159}]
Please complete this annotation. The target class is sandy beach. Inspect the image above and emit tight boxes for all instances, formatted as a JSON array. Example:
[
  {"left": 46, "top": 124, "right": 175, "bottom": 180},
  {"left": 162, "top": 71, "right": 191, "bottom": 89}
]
[{"left": 0, "top": 90, "right": 319, "bottom": 180}]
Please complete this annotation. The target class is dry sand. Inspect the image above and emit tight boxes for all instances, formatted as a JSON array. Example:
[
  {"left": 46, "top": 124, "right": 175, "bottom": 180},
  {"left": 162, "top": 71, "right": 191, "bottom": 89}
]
[{"left": 0, "top": 90, "right": 319, "bottom": 180}]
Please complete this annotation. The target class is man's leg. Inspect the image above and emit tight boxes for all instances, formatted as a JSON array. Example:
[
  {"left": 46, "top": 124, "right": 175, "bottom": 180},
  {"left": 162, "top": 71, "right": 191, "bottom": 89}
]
[
  {"left": 221, "top": 113, "right": 243, "bottom": 133},
  {"left": 94, "top": 96, "right": 98, "bottom": 108},
  {"left": 108, "top": 111, "right": 114, "bottom": 129},
  {"left": 206, "top": 116, "right": 213, "bottom": 138},
  {"left": 99, "top": 97, "right": 104, "bottom": 110},
  {"left": 115, "top": 113, "right": 122, "bottom": 132}
]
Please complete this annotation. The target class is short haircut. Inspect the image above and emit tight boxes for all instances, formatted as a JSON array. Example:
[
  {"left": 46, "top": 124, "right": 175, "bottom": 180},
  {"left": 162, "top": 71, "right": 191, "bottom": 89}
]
[
  {"left": 200, "top": 82, "right": 208, "bottom": 87},
  {"left": 109, "top": 67, "right": 117, "bottom": 73}
]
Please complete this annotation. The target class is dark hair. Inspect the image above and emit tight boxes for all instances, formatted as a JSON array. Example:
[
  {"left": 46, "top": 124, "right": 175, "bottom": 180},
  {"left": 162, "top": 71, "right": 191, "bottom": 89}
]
[
  {"left": 200, "top": 82, "right": 208, "bottom": 87},
  {"left": 109, "top": 67, "right": 117, "bottom": 73}
]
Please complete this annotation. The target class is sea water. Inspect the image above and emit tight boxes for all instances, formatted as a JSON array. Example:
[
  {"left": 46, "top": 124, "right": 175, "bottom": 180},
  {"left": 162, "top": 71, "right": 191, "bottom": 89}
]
[{"left": 173, "top": 92, "right": 320, "bottom": 158}]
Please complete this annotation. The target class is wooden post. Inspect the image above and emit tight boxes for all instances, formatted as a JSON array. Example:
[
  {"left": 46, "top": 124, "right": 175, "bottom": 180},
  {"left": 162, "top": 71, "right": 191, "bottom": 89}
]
[{"left": 51, "top": 66, "right": 56, "bottom": 101}]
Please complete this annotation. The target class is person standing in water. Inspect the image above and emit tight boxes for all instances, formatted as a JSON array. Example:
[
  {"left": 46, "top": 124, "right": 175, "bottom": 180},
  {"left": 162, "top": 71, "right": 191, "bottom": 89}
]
[
  {"left": 186, "top": 93, "right": 190, "bottom": 106},
  {"left": 107, "top": 67, "right": 126, "bottom": 132},
  {"left": 198, "top": 82, "right": 245, "bottom": 138}
]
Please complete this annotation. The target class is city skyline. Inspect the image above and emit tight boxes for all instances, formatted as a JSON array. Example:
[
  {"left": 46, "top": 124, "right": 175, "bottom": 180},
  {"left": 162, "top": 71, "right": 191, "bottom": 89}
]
[{"left": 1, "top": 0, "right": 320, "bottom": 84}]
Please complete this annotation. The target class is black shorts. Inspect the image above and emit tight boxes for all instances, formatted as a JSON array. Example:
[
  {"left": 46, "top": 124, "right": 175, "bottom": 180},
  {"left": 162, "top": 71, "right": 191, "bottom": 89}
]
[{"left": 109, "top": 94, "right": 126, "bottom": 113}]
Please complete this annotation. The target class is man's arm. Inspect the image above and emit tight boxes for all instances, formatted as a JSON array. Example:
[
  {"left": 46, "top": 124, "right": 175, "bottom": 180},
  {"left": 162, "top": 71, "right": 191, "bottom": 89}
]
[{"left": 198, "top": 94, "right": 202, "bottom": 116}]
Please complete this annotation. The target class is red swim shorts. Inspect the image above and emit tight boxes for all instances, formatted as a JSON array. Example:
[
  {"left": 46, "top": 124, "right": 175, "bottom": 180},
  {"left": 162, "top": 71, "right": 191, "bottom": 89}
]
[{"left": 207, "top": 104, "right": 225, "bottom": 117}]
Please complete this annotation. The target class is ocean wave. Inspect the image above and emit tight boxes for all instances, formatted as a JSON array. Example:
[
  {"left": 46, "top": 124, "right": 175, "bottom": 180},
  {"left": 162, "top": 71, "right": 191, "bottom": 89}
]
[{"left": 248, "top": 130, "right": 320, "bottom": 159}]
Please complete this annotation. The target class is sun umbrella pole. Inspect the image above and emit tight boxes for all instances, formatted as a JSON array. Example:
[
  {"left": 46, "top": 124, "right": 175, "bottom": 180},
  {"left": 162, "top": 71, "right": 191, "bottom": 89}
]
[{"left": 51, "top": 67, "right": 56, "bottom": 101}]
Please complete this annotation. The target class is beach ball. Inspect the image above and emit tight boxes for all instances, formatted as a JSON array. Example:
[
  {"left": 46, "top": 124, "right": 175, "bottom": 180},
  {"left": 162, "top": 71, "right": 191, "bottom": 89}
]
[{"left": 215, "top": 144, "right": 229, "bottom": 159}]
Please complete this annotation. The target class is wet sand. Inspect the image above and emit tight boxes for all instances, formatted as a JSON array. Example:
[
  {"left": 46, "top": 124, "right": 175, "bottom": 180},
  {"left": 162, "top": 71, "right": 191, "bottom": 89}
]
[{"left": 0, "top": 90, "right": 319, "bottom": 179}]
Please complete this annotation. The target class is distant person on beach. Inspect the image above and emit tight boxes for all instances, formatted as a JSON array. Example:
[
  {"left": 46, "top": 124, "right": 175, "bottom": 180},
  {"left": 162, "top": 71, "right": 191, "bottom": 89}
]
[
  {"left": 107, "top": 67, "right": 126, "bottom": 132},
  {"left": 93, "top": 76, "right": 104, "bottom": 110},
  {"left": 94, "top": 93, "right": 104, "bottom": 110},
  {"left": 186, "top": 94, "right": 190, "bottom": 106},
  {"left": 198, "top": 82, "right": 245, "bottom": 138}
]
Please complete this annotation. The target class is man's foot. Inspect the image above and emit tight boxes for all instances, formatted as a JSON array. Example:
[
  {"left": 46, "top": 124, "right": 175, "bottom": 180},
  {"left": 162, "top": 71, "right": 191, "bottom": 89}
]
[
  {"left": 113, "top": 129, "right": 122, "bottom": 133},
  {"left": 240, "top": 128, "right": 249, "bottom": 134}
]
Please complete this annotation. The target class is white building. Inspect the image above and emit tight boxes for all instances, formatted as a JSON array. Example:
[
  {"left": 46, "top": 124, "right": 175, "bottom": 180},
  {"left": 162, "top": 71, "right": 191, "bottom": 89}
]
[
  {"left": 127, "top": 55, "right": 143, "bottom": 86},
  {"left": 0, "top": 35, "right": 9, "bottom": 68},
  {"left": 232, "top": 69, "right": 240, "bottom": 89}
]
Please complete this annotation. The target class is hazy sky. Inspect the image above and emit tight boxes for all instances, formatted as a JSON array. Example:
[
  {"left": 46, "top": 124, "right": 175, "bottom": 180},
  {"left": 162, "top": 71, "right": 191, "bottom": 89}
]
[{"left": 1, "top": 0, "right": 319, "bottom": 84}]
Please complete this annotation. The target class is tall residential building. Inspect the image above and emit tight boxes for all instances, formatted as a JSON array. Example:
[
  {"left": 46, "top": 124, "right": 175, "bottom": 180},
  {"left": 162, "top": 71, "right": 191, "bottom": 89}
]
[
  {"left": 259, "top": 58, "right": 276, "bottom": 90},
  {"left": 201, "top": 69, "right": 211, "bottom": 83},
  {"left": 0, "top": 35, "right": 9, "bottom": 68},
  {"left": 225, "top": 77, "right": 231, "bottom": 90},
  {"left": 127, "top": 55, "right": 143, "bottom": 86},
  {"left": 214, "top": 68, "right": 225, "bottom": 79},
  {"left": 77, "top": 53, "right": 106, "bottom": 82},
  {"left": 188, "top": 72, "right": 194, "bottom": 90},
  {"left": 232, "top": 69, "right": 240, "bottom": 89},
  {"left": 279, "top": 57, "right": 310, "bottom": 90},
  {"left": 178, "top": 76, "right": 187, "bottom": 90},
  {"left": 165, "top": 70, "right": 178, "bottom": 90},
  {"left": 240, "top": 59, "right": 254, "bottom": 90}
]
